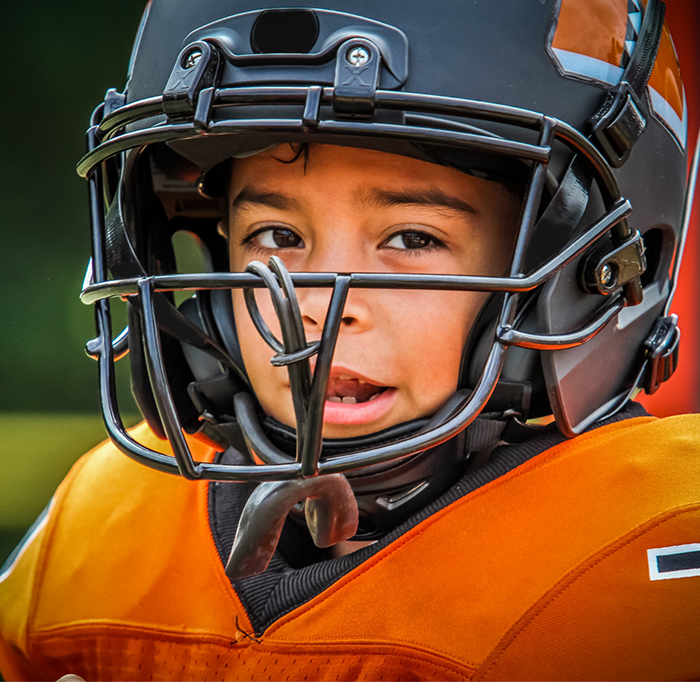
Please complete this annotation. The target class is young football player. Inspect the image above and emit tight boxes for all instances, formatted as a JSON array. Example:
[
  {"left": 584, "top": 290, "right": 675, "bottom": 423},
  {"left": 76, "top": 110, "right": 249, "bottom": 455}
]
[{"left": 1, "top": 0, "right": 699, "bottom": 679}]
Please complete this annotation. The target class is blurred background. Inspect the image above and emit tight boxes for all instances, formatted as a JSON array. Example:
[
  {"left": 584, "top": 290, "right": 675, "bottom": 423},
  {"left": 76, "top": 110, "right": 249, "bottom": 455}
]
[
  {"left": 0, "top": 0, "right": 146, "bottom": 563},
  {"left": 1, "top": 0, "right": 699, "bottom": 566}
]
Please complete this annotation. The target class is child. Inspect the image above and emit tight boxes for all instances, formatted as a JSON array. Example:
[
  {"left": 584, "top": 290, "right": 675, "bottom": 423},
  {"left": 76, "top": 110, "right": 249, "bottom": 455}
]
[{"left": 1, "top": 0, "right": 699, "bottom": 679}]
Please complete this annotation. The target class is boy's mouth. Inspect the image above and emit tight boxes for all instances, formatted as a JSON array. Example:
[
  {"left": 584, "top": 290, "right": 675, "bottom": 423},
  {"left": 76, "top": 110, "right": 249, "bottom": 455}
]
[{"left": 325, "top": 373, "right": 389, "bottom": 404}]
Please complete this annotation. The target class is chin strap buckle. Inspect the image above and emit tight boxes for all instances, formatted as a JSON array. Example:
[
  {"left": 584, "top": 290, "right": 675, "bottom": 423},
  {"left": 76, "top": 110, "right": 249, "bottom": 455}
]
[{"left": 643, "top": 314, "right": 680, "bottom": 395}]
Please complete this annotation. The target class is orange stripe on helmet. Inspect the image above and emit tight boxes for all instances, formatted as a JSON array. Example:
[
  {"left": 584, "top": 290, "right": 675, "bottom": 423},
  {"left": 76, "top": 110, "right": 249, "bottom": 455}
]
[
  {"left": 551, "top": 0, "right": 628, "bottom": 73},
  {"left": 648, "top": 22, "right": 686, "bottom": 148}
]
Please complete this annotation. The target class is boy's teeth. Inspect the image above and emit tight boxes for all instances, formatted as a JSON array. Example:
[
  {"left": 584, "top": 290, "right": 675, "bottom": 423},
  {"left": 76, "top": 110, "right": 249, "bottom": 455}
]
[{"left": 327, "top": 391, "right": 384, "bottom": 404}]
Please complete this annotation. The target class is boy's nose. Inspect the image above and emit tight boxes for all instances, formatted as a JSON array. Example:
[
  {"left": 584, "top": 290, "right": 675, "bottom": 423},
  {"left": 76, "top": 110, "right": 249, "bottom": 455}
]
[
  {"left": 292, "top": 236, "right": 376, "bottom": 335},
  {"left": 298, "top": 286, "right": 373, "bottom": 335}
]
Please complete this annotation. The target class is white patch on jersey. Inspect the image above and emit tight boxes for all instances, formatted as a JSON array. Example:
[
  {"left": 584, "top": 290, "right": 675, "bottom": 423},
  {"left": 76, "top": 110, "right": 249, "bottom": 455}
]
[{"left": 647, "top": 542, "right": 700, "bottom": 581}]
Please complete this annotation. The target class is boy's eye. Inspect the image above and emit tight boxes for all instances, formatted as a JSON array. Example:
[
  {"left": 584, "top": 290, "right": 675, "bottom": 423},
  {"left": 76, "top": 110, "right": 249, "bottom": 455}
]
[
  {"left": 250, "top": 227, "right": 304, "bottom": 249},
  {"left": 381, "top": 230, "right": 441, "bottom": 250}
]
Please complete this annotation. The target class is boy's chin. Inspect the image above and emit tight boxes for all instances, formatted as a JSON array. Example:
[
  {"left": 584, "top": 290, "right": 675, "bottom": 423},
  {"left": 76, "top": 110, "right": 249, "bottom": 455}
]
[{"left": 320, "top": 421, "right": 386, "bottom": 440}]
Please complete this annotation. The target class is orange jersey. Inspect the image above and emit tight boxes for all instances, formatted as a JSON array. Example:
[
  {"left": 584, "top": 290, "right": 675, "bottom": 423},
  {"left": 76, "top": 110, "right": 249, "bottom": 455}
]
[{"left": 1, "top": 412, "right": 700, "bottom": 681}]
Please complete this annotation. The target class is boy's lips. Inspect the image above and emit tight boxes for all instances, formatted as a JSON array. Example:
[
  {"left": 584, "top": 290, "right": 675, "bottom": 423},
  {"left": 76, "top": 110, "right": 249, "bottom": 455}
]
[{"left": 322, "top": 368, "right": 396, "bottom": 425}]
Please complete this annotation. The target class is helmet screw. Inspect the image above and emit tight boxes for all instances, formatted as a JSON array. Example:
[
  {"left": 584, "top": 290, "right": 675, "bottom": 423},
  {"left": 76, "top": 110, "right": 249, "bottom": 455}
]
[
  {"left": 600, "top": 263, "right": 614, "bottom": 287},
  {"left": 183, "top": 49, "right": 202, "bottom": 69},
  {"left": 347, "top": 45, "right": 370, "bottom": 66}
]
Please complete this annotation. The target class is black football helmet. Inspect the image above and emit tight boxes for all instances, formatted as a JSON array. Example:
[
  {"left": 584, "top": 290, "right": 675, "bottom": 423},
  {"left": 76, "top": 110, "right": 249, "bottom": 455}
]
[{"left": 79, "top": 0, "right": 692, "bottom": 577}]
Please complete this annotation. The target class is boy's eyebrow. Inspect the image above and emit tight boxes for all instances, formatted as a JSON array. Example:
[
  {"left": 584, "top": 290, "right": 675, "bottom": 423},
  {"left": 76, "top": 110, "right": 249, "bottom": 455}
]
[
  {"left": 361, "top": 187, "right": 478, "bottom": 215},
  {"left": 230, "top": 187, "right": 302, "bottom": 213},
  {"left": 229, "top": 186, "right": 477, "bottom": 215}
]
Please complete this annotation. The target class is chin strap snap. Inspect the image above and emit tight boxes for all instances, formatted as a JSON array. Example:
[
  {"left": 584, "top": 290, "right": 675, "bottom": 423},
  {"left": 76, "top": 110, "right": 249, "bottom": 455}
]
[
  {"left": 581, "top": 229, "right": 647, "bottom": 296},
  {"left": 642, "top": 314, "right": 680, "bottom": 395}
]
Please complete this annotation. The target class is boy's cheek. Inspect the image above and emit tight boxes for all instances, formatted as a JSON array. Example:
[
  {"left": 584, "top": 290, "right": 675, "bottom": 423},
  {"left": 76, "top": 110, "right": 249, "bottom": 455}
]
[
  {"left": 231, "top": 292, "right": 281, "bottom": 380},
  {"left": 232, "top": 288, "right": 286, "bottom": 342}
]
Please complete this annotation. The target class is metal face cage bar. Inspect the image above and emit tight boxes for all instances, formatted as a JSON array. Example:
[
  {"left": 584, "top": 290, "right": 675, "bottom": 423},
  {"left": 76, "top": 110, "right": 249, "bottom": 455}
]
[
  {"left": 81, "top": 79, "right": 639, "bottom": 483},
  {"left": 79, "top": 86, "right": 622, "bottom": 202},
  {"left": 81, "top": 198, "right": 632, "bottom": 307}
]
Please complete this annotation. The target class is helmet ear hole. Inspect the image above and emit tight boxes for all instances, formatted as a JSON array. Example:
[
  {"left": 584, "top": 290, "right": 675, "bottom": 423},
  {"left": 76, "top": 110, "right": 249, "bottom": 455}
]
[
  {"left": 639, "top": 227, "right": 671, "bottom": 289},
  {"left": 121, "top": 151, "right": 231, "bottom": 437}
]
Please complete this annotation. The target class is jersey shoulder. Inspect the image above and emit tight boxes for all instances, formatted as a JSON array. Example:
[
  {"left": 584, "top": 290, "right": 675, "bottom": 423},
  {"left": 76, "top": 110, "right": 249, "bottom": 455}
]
[
  {"left": 0, "top": 424, "right": 236, "bottom": 681},
  {"left": 476, "top": 413, "right": 700, "bottom": 678}
]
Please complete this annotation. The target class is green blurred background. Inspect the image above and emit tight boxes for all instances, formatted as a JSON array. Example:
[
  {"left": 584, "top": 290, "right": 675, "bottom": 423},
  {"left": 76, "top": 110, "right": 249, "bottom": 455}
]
[{"left": 0, "top": 0, "right": 147, "bottom": 564}]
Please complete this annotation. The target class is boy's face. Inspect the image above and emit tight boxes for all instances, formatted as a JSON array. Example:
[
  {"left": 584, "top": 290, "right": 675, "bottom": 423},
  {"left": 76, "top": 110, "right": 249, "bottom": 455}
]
[{"left": 228, "top": 144, "right": 519, "bottom": 439}]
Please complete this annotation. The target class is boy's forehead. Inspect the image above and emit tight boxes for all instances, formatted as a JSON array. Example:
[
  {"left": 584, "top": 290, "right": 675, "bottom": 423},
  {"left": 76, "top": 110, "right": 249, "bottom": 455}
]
[{"left": 229, "top": 143, "right": 505, "bottom": 208}]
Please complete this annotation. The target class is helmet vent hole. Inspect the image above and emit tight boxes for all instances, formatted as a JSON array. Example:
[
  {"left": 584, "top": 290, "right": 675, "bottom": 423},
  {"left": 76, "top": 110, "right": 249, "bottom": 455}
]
[
  {"left": 640, "top": 228, "right": 663, "bottom": 289},
  {"left": 251, "top": 9, "right": 319, "bottom": 54}
]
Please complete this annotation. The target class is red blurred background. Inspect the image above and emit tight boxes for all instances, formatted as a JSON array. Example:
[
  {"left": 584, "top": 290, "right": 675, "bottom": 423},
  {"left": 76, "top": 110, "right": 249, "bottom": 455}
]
[{"left": 638, "top": 0, "right": 700, "bottom": 416}]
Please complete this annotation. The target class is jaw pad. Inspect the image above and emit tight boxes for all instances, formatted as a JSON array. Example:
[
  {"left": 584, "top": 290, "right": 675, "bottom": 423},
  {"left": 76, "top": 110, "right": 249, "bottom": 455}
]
[{"left": 225, "top": 474, "right": 359, "bottom": 580}]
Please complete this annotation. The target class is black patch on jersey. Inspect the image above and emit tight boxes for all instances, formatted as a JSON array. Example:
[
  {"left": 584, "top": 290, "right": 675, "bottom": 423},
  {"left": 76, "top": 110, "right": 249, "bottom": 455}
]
[
  {"left": 208, "top": 401, "right": 648, "bottom": 636},
  {"left": 657, "top": 550, "right": 700, "bottom": 573}
]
